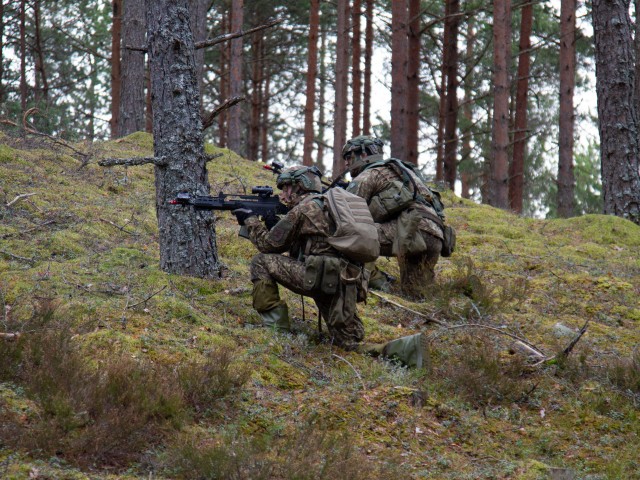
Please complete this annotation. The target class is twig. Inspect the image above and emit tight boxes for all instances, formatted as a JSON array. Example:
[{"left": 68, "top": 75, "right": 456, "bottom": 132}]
[
  {"left": 127, "top": 285, "right": 167, "bottom": 309},
  {"left": 530, "top": 320, "right": 590, "bottom": 367},
  {"left": 332, "top": 353, "right": 366, "bottom": 391},
  {"left": 0, "top": 332, "right": 20, "bottom": 340},
  {"left": 6, "top": 192, "right": 37, "bottom": 207},
  {"left": 195, "top": 18, "right": 283, "bottom": 49},
  {"left": 202, "top": 97, "right": 245, "bottom": 130},
  {"left": 369, "top": 290, "right": 446, "bottom": 326},
  {"left": 22, "top": 108, "right": 90, "bottom": 163},
  {"left": 99, "top": 218, "right": 136, "bottom": 235},
  {"left": 0, "top": 249, "right": 36, "bottom": 264}
]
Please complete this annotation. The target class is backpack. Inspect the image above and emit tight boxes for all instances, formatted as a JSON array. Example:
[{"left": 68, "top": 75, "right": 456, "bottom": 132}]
[{"left": 320, "top": 188, "right": 380, "bottom": 264}]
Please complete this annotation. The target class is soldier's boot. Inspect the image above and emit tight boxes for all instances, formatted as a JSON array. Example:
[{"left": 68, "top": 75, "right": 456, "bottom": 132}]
[
  {"left": 252, "top": 279, "right": 291, "bottom": 332},
  {"left": 381, "top": 332, "right": 427, "bottom": 368},
  {"left": 259, "top": 304, "right": 291, "bottom": 332}
]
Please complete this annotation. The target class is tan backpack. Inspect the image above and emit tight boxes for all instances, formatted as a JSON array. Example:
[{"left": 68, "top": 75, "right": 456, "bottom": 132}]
[{"left": 322, "top": 188, "right": 380, "bottom": 264}]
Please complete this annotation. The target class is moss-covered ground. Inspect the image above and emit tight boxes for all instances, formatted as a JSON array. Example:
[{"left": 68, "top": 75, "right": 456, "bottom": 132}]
[{"left": 0, "top": 132, "right": 639, "bottom": 479}]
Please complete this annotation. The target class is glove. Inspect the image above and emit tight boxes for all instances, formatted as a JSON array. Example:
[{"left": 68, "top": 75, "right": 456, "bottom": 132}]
[
  {"left": 232, "top": 208, "right": 255, "bottom": 226},
  {"left": 264, "top": 212, "right": 280, "bottom": 230}
]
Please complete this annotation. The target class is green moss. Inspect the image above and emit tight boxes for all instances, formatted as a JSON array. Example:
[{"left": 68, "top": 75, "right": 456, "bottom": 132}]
[{"left": 0, "top": 144, "right": 17, "bottom": 163}]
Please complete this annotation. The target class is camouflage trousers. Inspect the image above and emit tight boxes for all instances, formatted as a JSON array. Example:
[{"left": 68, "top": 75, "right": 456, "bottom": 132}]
[
  {"left": 377, "top": 221, "right": 443, "bottom": 299},
  {"left": 250, "top": 253, "right": 365, "bottom": 347}
]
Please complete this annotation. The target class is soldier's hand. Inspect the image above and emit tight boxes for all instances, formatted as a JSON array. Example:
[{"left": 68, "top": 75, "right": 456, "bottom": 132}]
[
  {"left": 264, "top": 212, "right": 280, "bottom": 230},
  {"left": 232, "top": 208, "right": 256, "bottom": 226}
]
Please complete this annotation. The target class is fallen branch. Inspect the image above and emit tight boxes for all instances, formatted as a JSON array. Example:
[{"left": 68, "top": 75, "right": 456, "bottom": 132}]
[
  {"left": 369, "top": 290, "right": 446, "bottom": 326},
  {"left": 202, "top": 97, "right": 245, "bottom": 130},
  {"left": 195, "top": 18, "right": 282, "bottom": 49},
  {"left": 0, "top": 332, "right": 20, "bottom": 341},
  {"left": 6, "top": 192, "right": 37, "bottom": 207},
  {"left": 99, "top": 218, "right": 136, "bottom": 235},
  {"left": 127, "top": 285, "right": 167, "bottom": 309},
  {"left": 332, "top": 353, "right": 366, "bottom": 391},
  {"left": 530, "top": 319, "right": 590, "bottom": 367},
  {"left": 0, "top": 249, "right": 36, "bottom": 264}
]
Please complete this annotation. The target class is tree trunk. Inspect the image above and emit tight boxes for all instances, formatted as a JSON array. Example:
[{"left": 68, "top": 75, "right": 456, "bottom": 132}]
[
  {"left": 352, "top": 0, "right": 362, "bottom": 137},
  {"left": 19, "top": 0, "right": 27, "bottom": 113},
  {"left": 218, "top": 10, "right": 229, "bottom": 148},
  {"left": 436, "top": 0, "right": 452, "bottom": 182},
  {"left": 317, "top": 27, "right": 327, "bottom": 167},
  {"left": 509, "top": 0, "right": 533, "bottom": 214},
  {"left": 592, "top": 0, "right": 640, "bottom": 223},
  {"left": 303, "top": 0, "right": 320, "bottom": 166},
  {"left": 33, "top": 0, "right": 49, "bottom": 106},
  {"left": 261, "top": 62, "right": 271, "bottom": 164},
  {"left": 147, "top": 0, "right": 222, "bottom": 276},
  {"left": 228, "top": 0, "right": 244, "bottom": 155},
  {"left": 390, "top": 0, "right": 408, "bottom": 160},
  {"left": 189, "top": 0, "right": 209, "bottom": 96},
  {"left": 443, "top": 0, "right": 460, "bottom": 188},
  {"left": 406, "top": 0, "right": 420, "bottom": 166},
  {"left": 0, "top": 1, "right": 4, "bottom": 105},
  {"left": 557, "top": 0, "right": 576, "bottom": 217},
  {"left": 460, "top": 17, "right": 475, "bottom": 200},
  {"left": 118, "top": 0, "right": 146, "bottom": 137},
  {"left": 489, "top": 0, "right": 511, "bottom": 209},
  {"left": 363, "top": 0, "right": 373, "bottom": 136},
  {"left": 145, "top": 61, "right": 153, "bottom": 132},
  {"left": 110, "top": 0, "right": 122, "bottom": 138},
  {"left": 333, "top": 0, "right": 350, "bottom": 178},
  {"left": 248, "top": 32, "right": 263, "bottom": 161}
]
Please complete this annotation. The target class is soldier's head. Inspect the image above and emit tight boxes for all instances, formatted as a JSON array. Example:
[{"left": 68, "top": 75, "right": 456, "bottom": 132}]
[
  {"left": 342, "top": 135, "right": 384, "bottom": 176},
  {"left": 276, "top": 165, "right": 323, "bottom": 207}
]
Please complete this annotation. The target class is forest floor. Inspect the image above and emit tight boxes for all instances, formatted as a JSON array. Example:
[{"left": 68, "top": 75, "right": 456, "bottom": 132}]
[{"left": 1, "top": 131, "right": 639, "bottom": 480}]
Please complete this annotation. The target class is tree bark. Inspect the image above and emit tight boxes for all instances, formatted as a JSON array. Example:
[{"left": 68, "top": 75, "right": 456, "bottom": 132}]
[
  {"left": 189, "top": 0, "right": 209, "bottom": 96},
  {"left": 443, "top": 0, "right": 460, "bottom": 188},
  {"left": 333, "top": 0, "right": 350, "bottom": 178},
  {"left": 19, "top": 0, "right": 27, "bottom": 113},
  {"left": 218, "top": 10, "right": 229, "bottom": 148},
  {"left": 489, "top": 0, "right": 511, "bottom": 209},
  {"left": 147, "top": 0, "right": 222, "bottom": 276},
  {"left": 0, "top": 1, "right": 4, "bottom": 105},
  {"left": 303, "top": 0, "right": 320, "bottom": 166},
  {"left": 352, "top": 0, "right": 362, "bottom": 137},
  {"left": 261, "top": 61, "right": 271, "bottom": 164},
  {"left": 390, "top": 0, "right": 408, "bottom": 160},
  {"left": 248, "top": 31, "right": 262, "bottom": 161},
  {"left": 436, "top": 0, "right": 452, "bottom": 182},
  {"left": 363, "top": 0, "right": 373, "bottom": 136},
  {"left": 557, "top": 0, "right": 576, "bottom": 218},
  {"left": 317, "top": 27, "right": 327, "bottom": 167},
  {"left": 406, "top": 0, "right": 421, "bottom": 166},
  {"left": 592, "top": 0, "right": 640, "bottom": 223},
  {"left": 460, "top": 17, "right": 475, "bottom": 200},
  {"left": 509, "top": 0, "right": 533, "bottom": 214},
  {"left": 228, "top": 0, "right": 244, "bottom": 155},
  {"left": 33, "top": 0, "right": 49, "bottom": 106},
  {"left": 110, "top": 0, "right": 122, "bottom": 138},
  {"left": 118, "top": 0, "right": 146, "bottom": 137}
]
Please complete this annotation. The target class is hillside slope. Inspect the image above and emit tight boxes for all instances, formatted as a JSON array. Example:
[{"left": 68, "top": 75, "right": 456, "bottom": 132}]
[{"left": 1, "top": 132, "right": 639, "bottom": 479}]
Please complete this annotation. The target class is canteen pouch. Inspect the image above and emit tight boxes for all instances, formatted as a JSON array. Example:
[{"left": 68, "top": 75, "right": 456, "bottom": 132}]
[
  {"left": 320, "top": 256, "right": 341, "bottom": 295},
  {"left": 303, "top": 255, "right": 324, "bottom": 291},
  {"left": 441, "top": 225, "right": 456, "bottom": 257}
]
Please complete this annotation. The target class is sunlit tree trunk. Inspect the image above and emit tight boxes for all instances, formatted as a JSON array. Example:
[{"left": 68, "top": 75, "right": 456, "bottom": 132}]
[
  {"left": 391, "top": 0, "right": 408, "bottom": 159},
  {"left": 303, "top": 0, "right": 320, "bottom": 166},
  {"left": 509, "top": 0, "right": 532, "bottom": 213},
  {"left": 333, "top": 0, "right": 350, "bottom": 177},
  {"left": 228, "top": 0, "right": 244, "bottom": 155},
  {"left": 489, "top": 0, "right": 511, "bottom": 209},
  {"left": 557, "top": 0, "right": 576, "bottom": 217},
  {"left": 110, "top": 0, "right": 122, "bottom": 138}
]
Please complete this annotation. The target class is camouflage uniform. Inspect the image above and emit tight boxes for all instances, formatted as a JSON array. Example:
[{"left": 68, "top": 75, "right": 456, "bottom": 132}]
[
  {"left": 244, "top": 195, "right": 365, "bottom": 348},
  {"left": 347, "top": 153, "right": 444, "bottom": 299}
]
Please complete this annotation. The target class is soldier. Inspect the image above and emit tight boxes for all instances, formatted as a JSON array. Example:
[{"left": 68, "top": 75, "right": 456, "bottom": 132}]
[
  {"left": 342, "top": 136, "right": 453, "bottom": 299},
  {"left": 232, "top": 165, "right": 427, "bottom": 367}
]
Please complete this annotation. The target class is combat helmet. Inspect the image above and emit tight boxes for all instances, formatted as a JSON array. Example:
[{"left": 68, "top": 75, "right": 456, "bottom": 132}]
[
  {"left": 276, "top": 165, "right": 323, "bottom": 193},
  {"left": 341, "top": 135, "right": 384, "bottom": 175}
]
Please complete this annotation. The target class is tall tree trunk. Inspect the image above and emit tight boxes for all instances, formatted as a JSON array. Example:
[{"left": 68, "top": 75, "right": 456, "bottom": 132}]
[
  {"left": 363, "top": 0, "right": 373, "bottom": 135},
  {"left": 145, "top": 61, "right": 153, "bottom": 132},
  {"left": 248, "top": 32, "right": 263, "bottom": 161},
  {"left": 333, "top": 0, "right": 350, "bottom": 178},
  {"left": 635, "top": 0, "right": 640, "bottom": 102},
  {"left": 460, "top": 17, "right": 475, "bottom": 200},
  {"left": 303, "top": 0, "right": 320, "bottom": 166},
  {"left": 110, "top": 0, "right": 122, "bottom": 138},
  {"left": 436, "top": 0, "right": 452, "bottom": 181},
  {"left": 592, "top": 0, "right": 640, "bottom": 223},
  {"left": 489, "top": 0, "right": 511, "bottom": 209},
  {"left": 390, "top": 0, "right": 408, "bottom": 159},
  {"left": 261, "top": 62, "right": 271, "bottom": 163},
  {"left": 147, "top": 0, "right": 221, "bottom": 276},
  {"left": 33, "top": 0, "right": 49, "bottom": 106},
  {"left": 118, "top": 0, "right": 146, "bottom": 137},
  {"left": 317, "top": 27, "right": 327, "bottom": 167},
  {"left": 406, "top": 0, "right": 420, "bottom": 166},
  {"left": 218, "top": 10, "right": 229, "bottom": 147},
  {"left": 443, "top": 0, "right": 460, "bottom": 188},
  {"left": 228, "top": 0, "right": 244, "bottom": 155},
  {"left": 0, "top": 1, "right": 4, "bottom": 105},
  {"left": 557, "top": 0, "right": 576, "bottom": 217},
  {"left": 509, "top": 0, "right": 532, "bottom": 214},
  {"left": 352, "top": 0, "right": 362, "bottom": 137},
  {"left": 189, "top": 0, "right": 209, "bottom": 96},
  {"left": 19, "top": 0, "right": 27, "bottom": 113}
]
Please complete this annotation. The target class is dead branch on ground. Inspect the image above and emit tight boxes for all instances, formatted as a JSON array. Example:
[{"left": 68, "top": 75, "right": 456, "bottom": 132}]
[
  {"left": 369, "top": 290, "right": 446, "bottom": 326},
  {"left": 6, "top": 193, "right": 37, "bottom": 207}
]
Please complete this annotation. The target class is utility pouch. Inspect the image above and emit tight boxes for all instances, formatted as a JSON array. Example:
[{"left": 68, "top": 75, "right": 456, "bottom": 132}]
[
  {"left": 441, "top": 225, "right": 456, "bottom": 257},
  {"left": 368, "top": 180, "right": 414, "bottom": 222},
  {"left": 303, "top": 255, "right": 324, "bottom": 291},
  {"left": 320, "top": 256, "right": 341, "bottom": 295},
  {"left": 393, "top": 209, "right": 427, "bottom": 256}
]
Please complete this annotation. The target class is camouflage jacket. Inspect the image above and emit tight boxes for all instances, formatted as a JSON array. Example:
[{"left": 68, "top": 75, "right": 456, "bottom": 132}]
[
  {"left": 347, "top": 154, "right": 444, "bottom": 240},
  {"left": 244, "top": 194, "right": 339, "bottom": 259}
]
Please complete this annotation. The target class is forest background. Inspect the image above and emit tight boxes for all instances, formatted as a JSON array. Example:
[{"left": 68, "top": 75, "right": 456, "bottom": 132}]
[{"left": 2, "top": 0, "right": 631, "bottom": 220}]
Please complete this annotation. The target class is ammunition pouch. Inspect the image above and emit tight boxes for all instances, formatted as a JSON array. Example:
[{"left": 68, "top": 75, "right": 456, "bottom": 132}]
[
  {"left": 368, "top": 180, "right": 414, "bottom": 222},
  {"left": 304, "top": 255, "right": 368, "bottom": 301},
  {"left": 393, "top": 209, "right": 427, "bottom": 256},
  {"left": 441, "top": 225, "right": 456, "bottom": 257}
]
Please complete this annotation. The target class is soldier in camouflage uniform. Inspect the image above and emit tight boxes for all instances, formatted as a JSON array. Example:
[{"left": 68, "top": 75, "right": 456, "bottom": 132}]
[
  {"left": 233, "top": 165, "right": 428, "bottom": 367},
  {"left": 233, "top": 165, "right": 365, "bottom": 348},
  {"left": 342, "top": 136, "right": 446, "bottom": 299}
]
